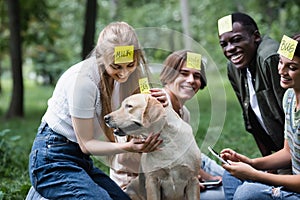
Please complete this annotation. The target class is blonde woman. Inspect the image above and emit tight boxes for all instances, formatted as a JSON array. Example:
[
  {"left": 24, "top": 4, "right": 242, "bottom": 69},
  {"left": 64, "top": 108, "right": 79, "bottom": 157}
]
[{"left": 27, "top": 22, "right": 166, "bottom": 199}]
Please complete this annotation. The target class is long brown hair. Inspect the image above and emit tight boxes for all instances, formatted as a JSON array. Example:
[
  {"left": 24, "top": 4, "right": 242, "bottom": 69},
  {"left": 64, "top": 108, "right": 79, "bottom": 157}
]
[{"left": 95, "top": 22, "right": 150, "bottom": 142}]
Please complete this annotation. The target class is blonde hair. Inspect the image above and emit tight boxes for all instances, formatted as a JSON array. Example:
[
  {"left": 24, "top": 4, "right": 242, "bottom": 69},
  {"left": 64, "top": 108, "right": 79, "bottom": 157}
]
[{"left": 95, "top": 22, "right": 150, "bottom": 142}]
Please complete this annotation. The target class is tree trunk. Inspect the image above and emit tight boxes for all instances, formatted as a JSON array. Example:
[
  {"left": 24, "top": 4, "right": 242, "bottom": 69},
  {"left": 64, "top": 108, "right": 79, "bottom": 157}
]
[
  {"left": 81, "top": 0, "right": 97, "bottom": 60},
  {"left": 0, "top": 62, "right": 2, "bottom": 94},
  {"left": 180, "top": 0, "right": 191, "bottom": 49},
  {"left": 110, "top": 0, "right": 118, "bottom": 20},
  {"left": 5, "top": 0, "right": 24, "bottom": 118}
]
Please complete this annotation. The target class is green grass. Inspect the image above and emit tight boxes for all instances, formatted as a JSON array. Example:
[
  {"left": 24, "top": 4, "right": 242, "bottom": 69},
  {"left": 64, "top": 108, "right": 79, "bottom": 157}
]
[
  {"left": 0, "top": 80, "right": 53, "bottom": 200},
  {"left": 0, "top": 73, "right": 260, "bottom": 199},
  {"left": 185, "top": 71, "right": 261, "bottom": 160}
]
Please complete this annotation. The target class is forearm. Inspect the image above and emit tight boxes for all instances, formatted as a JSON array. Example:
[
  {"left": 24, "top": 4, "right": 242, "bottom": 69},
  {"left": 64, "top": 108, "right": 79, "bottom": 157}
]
[
  {"left": 80, "top": 139, "right": 130, "bottom": 156},
  {"left": 252, "top": 153, "right": 290, "bottom": 171},
  {"left": 199, "top": 169, "right": 215, "bottom": 180},
  {"left": 253, "top": 171, "right": 300, "bottom": 193},
  {"left": 72, "top": 117, "right": 133, "bottom": 155},
  {"left": 252, "top": 141, "right": 291, "bottom": 170}
]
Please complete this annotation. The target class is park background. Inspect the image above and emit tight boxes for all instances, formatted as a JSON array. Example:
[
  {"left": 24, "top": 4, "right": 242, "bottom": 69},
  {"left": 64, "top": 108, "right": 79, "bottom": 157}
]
[{"left": 1, "top": 0, "right": 300, "bottom": 199}]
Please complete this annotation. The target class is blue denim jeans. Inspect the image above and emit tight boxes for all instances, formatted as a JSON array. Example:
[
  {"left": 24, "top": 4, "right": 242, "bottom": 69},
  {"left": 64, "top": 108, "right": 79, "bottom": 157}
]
[
  {"left": 201, "top": 153, "right": 225, "bottom": 200},
  {"left": 29, "top": 122, "right": 130, "bottom": 200},
  {"left": 201, "top": 153, "right": 225, "bottom": 177},
  {"left": 223, "top": 170, "right": 300, "bottom": 200}
]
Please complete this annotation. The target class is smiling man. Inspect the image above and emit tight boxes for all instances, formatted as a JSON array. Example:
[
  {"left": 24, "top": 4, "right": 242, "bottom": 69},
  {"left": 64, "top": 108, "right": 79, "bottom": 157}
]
[
  {"left": 218, "top": 12, "right": 286, "bottom": 157},
  {"left": 160, "top": 50, "right": 226, "bottom": 199}
]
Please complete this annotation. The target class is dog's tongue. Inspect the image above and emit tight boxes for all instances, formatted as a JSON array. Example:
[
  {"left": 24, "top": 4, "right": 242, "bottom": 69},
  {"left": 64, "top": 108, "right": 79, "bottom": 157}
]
[{"left": 113, "top": 128, "right": 127, "bottom": 136}]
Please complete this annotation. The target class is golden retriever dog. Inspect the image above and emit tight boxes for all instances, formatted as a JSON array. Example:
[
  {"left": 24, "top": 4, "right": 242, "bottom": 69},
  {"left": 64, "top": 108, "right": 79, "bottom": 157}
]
[{"left": 104, "top": 93, "right": 201, "bottom": 200}]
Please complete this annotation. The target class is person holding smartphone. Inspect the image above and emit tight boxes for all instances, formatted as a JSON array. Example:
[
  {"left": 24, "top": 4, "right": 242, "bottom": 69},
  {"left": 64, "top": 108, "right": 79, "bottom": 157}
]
[{"left": 220, "top": 34, "right": 300, "bottom": 200}]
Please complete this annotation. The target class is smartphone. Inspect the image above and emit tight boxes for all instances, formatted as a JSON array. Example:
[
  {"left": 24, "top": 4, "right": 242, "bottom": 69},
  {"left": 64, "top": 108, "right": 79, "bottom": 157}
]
[
  {"left": 208, "top": 146, "right": 230, "bottom": 165},
  {"left": 201, "top": 179, "right": 222, "bottom": 186}
]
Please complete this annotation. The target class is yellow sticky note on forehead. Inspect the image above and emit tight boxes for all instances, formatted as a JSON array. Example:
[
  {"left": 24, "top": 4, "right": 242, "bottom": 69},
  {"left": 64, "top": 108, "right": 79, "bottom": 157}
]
[
  {"left": 114, "top": 45, "right": 134, "bottom": 64},
  {"left": 277, "top": 35, "right": 298, "bottom": 60},
  {"left": 139, "top": 77, "right": 150, "bottom": 94},
  {"left": 186, "top": 52, "right": 201, "bottom": 70},
  {"left": 218, "top": 15, "right": 233, "bottom": 35}
]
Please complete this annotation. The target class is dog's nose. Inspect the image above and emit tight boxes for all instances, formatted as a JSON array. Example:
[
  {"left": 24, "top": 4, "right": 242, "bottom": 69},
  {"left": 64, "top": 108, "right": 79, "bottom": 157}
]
[{"left": 104, "top": 115, "right": 111, "bottom": 123}]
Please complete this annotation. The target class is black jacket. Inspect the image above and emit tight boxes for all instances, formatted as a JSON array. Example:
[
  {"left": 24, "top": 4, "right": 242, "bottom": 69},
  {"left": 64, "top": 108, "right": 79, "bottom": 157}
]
[{"left": 227, "top": 36, "right": 286, "bottom": 156}]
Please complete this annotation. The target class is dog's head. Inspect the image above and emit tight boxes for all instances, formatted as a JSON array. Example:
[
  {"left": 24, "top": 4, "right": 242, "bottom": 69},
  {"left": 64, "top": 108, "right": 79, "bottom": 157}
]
[{"left": 104, "top": 93, "right": 166, "bottom": 137}]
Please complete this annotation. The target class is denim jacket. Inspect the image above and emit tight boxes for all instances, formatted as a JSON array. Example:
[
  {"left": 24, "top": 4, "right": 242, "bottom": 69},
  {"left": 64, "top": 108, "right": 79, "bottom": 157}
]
[{"left": 227, "top": 36, "right": 286, "bottom": 156}]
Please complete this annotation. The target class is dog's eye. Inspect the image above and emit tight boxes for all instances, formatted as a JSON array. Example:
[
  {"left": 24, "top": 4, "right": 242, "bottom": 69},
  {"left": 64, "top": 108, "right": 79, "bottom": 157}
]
[{"left": 125, "top": 104, "right": 133, "bottom": 108}]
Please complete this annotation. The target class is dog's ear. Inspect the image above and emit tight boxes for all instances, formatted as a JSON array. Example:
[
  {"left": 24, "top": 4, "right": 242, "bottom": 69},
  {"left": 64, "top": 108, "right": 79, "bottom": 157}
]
[{"left": 142, "top": 95, "right": 166, "bottom": 128}]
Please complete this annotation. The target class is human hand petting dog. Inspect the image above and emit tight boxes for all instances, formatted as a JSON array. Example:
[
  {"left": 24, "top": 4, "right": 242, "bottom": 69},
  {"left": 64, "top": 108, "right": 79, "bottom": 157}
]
[
  {"left": 126, "top": 132, "right": 163, "bottom": 153},
  {"left": 150, "top": 88, "right": 168, "bottom": 107}
]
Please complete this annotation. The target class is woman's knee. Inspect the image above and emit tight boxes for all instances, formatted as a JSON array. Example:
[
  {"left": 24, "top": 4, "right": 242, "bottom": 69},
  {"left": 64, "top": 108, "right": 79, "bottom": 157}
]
[{"left": 233, "top": 182, "right": 267, "bottom": 200}]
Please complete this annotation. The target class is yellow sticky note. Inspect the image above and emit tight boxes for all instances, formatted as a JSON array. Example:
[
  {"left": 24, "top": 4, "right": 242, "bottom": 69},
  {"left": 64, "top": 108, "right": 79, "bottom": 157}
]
[
  {"left": 218, "top": 15, "right": 233, "bottom": 35},
  {"left": 114, "top": 45, "right": 134, "bottom": 64},
  {"left": 277, "top": 35, "right": 298, "bottom": 60},
  {"left": 139, "top": 77, "right": 150, "bottom": 94},
  {"left": 187, "top": 52, "right": 201, "bottom": 70}
]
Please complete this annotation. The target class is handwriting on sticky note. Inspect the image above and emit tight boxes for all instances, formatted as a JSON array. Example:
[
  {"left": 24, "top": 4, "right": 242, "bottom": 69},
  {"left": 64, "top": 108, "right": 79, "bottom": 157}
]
[
  {"left": 187, "top": 52, "right": 201, "bottom": 70},
  {"left": 114, "top": 45, "right": 134, "bottom": 64},
  {"left": 218, "top": 15, "right": 232, "bottom": 35},
  {"left": 139, "top": 77, "right": 150, "bottom": 94},
  {"left": 277, "top": 35, "right": 298, "bottom": 60}
]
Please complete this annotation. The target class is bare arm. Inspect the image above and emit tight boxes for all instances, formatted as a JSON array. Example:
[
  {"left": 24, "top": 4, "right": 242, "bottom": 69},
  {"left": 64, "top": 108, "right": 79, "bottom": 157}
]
[
  {"left": 72, "top": 117, "right": 162, "bottom": 156},
  {"left": 221, "top": 139, "right": 300, "bottom": 192},
  {"left": 251, "top": 140, "right": 291, "bottom": 170},
  {"left": 199, "top": 168, "right": 221, "bottom": 181},
  {"left": 255, "top": 172, "right": 300, "bottom": 193},
  {"left": 223, "top": 161, "right": 300, "bottom": 193},
  {"left": 220, "top": 140, "right": 291, "bottom": 171}
]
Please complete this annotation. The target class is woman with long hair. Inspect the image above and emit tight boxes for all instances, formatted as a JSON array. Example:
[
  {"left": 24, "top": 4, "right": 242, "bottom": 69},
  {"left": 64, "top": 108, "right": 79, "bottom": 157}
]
[{"left": 27, "top": 22, "right": 166, "bottom": 199}]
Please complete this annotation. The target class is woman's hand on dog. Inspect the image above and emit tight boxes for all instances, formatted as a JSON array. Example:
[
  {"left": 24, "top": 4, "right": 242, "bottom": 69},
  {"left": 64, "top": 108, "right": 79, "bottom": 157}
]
[
  {"left": 126, "top": 132, "right": 163, "bottom": 153},
  {"left": 150, "top": 88, "right": 168, "bottom": 107}
]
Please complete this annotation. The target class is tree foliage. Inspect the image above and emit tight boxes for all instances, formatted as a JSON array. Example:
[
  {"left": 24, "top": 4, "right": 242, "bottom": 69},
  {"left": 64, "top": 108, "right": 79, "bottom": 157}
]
[
  {"left": 2, "top": 0, "right": 300, "bottom": 117},
  {"left": 2, "top": 0, "right": 300, "bottom": 198}
]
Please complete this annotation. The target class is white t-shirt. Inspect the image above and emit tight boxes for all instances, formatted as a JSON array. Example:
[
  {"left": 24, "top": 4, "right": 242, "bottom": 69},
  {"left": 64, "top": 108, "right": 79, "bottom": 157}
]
[
  {"left": 42, "top": 56, "right": 105, "bottom": 142},
  {"left": 246, "top": 69, "right": 268, "bottom": 133}
]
